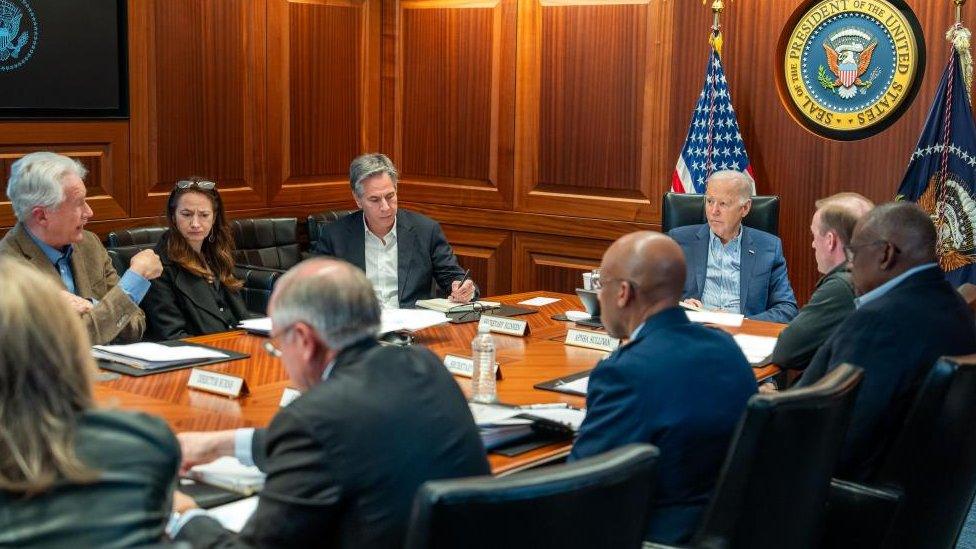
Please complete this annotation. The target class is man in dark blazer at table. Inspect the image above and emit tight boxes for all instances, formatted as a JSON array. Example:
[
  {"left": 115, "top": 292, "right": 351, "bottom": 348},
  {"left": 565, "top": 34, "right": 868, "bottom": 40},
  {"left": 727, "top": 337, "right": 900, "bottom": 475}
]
[
  {"left": 668, "top": 170, "right": 798, "bottom": 323},
  {"left": 570, "top": 231, "right": 757, "bottom": 545},
  {"left": 796, "top": 202, "right": 976, "bottom": 480},
  {"left": 312, "top": 153, "right": 477, "bottom": 308},
  {"left": 168, "top": 259, "right": 490, "bottom": 547}
]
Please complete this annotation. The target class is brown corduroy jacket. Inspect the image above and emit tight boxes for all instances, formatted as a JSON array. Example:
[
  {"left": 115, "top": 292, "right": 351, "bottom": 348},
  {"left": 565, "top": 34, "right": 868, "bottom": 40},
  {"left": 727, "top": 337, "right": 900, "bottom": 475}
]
[{"left": 0, "top": 222, "right": 145, "bottom": 344}]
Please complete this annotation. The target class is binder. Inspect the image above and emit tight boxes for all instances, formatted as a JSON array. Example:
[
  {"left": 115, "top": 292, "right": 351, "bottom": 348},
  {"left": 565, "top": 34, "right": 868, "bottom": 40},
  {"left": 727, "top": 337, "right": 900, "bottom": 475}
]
[{"left": 534, "top": 370, "right": 592, "bottom": 396}]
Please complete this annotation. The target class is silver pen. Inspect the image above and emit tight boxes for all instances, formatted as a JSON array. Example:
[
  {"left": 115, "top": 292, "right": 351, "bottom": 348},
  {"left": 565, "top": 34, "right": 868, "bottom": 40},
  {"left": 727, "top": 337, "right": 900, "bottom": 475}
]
[{"left": 520, "top": 403, "right": 570, "bottom": 410}]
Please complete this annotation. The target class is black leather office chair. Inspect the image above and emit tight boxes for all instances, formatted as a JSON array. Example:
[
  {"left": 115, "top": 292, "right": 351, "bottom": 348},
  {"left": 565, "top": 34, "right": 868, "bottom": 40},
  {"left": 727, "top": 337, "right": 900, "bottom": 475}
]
[
  {"left": 230, "top": 217, "right": 301, "bottom": 270},
  {"left": 105, "top": 226, "right": 167, "bottom": 276},
  {"left": 823, "top": 355, "right": 976, "bottom": 549},
  {"left": 647, "top": 363, "right": 863, "bottom": 549},
  {"left": 232, "top": 265, "right": 282, "bottom": 315},
  {"left": 306, "top": 210, "right": 355, "bottom": 258},
  {"left": 405, "top": 443, "right": 659, "bottom": 549},
  {"left": 661, "top": 192, "right": 780, "bottom": 236}
]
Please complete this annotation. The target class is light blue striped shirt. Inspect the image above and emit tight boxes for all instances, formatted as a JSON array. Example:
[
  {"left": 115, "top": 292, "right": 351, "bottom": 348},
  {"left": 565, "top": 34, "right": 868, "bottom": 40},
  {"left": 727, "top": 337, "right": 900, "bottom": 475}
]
[
  {"left": 854, "top": 263, "right": 939, "bottom": 309},
  {"left": 701, "top": 227, "right": 742, "bottom": 313}
]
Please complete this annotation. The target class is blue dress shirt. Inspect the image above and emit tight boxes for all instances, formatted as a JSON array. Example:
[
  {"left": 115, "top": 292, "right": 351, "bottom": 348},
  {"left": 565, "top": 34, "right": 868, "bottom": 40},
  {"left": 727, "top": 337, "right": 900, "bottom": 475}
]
[
  {"left": 701, "top": 228, "right": 742, "bottom": 313},
  {"left": 854, "top": 263, "right": 940, "bottom": 309}
]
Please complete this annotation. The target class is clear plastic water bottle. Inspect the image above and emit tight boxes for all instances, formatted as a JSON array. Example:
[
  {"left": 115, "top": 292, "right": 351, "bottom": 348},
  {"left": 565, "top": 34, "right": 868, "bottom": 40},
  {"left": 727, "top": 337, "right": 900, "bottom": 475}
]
[{"left": 471, "top": 324, "right": 497, "bottom": 403}]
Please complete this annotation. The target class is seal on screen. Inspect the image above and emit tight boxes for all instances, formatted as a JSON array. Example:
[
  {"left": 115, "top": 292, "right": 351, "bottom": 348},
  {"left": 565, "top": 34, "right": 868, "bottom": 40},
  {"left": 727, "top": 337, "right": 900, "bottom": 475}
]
[{"left": 0, "top": 0, "right": 38, "bottom": 72}]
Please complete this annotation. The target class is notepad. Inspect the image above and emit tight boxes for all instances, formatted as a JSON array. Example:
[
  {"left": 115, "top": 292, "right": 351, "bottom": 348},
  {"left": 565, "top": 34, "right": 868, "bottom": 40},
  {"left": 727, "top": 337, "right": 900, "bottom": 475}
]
[
  {"left": 686, "top": 310, "right": 745, "bottom": 327},
  {"left": 91, "top": 343, "right": 228, "bottom": 370},
  {"left": 380, "top": 308, "right": 449, "bottom": 333},
  {"left": 518, "top": 296, "right": 561, "bottom": 307},
  {"left": 733, "top": 334, "right": 778, "bottom": 363}
]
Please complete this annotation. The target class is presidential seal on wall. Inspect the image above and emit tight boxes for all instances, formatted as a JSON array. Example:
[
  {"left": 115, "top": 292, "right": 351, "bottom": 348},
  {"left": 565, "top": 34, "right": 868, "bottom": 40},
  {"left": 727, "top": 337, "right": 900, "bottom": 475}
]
[
  {"left": 0, "top": 0, "right": 38, "bottom": 73},
  {"left": 778, "top": 0, "right": 925, "bottom": 141}
]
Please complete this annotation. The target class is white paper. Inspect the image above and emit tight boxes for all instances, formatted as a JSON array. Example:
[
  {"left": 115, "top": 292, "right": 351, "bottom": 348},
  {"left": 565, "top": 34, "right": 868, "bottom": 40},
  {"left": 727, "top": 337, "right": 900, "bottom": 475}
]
[
  {"left": 522, "top": 407, "right": 587, "bottom": 431},
  {"left": 518, "top": 296, "right": 561, "bottom": 306},
  {"left": 92, "top": 342, "right": 227, "bottom": 361},
  {"left": 468, "top": 402, "right": 529, "bottom": 426},
  {"left": 238, "top": 317, "right": 272, "bottom": 335},
  {"left": 190, "top": 456, "right": 265, "bottom": 483},
  {"left": 208, "top": 496, "right": 259, "bottom": 533},
  {"left": 558, "top": 376, "right": 590, "bottom": 395},
  {"left": 733, "top": 334, "right": 778, "bottom": 363},
  {"left": 686, "top": 310, "right": 745, "bottom": 327},
  {"left": 381, "top": 308, "right": 449, "bottom": 333}
]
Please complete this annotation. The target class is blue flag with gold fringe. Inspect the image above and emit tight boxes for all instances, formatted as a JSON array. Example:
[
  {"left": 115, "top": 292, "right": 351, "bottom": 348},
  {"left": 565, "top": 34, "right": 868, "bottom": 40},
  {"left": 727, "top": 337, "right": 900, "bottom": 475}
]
[{"left": 898, "top": 47, "right": 976, "bottom": 286}]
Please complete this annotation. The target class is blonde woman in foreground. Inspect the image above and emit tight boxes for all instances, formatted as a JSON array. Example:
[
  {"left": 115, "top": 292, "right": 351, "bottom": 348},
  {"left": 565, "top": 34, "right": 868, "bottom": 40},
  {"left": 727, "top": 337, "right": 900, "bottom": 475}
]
[{"left": 0, "top": 257, "right": 179, "bottom": 547}]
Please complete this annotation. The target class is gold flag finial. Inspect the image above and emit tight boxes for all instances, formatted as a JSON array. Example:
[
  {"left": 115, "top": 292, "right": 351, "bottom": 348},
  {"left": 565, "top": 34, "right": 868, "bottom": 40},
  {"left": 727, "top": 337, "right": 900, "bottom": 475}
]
[
  {"left": 704, "top": 0, "right": 729, "bottom": 56},
  {"left": 957, "top": 0, "right": 968, "bottom": 25},
  {"left": 948, "top": 0, "right": 973, "bottom": 104}
]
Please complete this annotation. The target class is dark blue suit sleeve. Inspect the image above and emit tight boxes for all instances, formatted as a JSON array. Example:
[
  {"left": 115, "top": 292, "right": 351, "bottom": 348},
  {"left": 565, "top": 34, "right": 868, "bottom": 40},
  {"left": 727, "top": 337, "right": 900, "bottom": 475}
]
[
  {"left": 570, "top": 359, "right": 645, "bottom": 461},
  {"left": 749, "top": 238, "right": 798, "bottom": 323}
]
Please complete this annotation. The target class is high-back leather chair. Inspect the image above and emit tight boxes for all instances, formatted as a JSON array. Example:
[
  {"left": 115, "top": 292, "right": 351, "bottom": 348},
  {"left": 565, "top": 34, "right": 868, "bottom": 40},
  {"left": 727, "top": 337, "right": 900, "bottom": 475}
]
[
  {"left": 230, "top": 217, "right": 300, "bottom": 270},
  {"left": 232, "top": 265, "right": 282, "bottom": 315},
  {"left": 824, "top": 355, "right": 976, "bottom": 549},
  {"left": 405, "top": 444, "right": 659, "bottom": 549},
  {"left": 306, "top": 210, "right": 355, "bottom": 257},
  {"left": 661, "top": 192, "right": 780, "bottom": 235},
  {"left": 105, "top": 226, "right": 167, "bottom": 276},
  {"left": 676, "top": 364, "right": 863, "bottom": 549}
]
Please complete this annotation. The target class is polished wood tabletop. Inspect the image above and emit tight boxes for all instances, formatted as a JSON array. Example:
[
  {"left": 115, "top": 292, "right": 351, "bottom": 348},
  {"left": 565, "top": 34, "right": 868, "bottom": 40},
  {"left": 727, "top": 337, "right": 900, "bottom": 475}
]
[{"left": 93, "top": 291, "right": 785, "bottom": 475}]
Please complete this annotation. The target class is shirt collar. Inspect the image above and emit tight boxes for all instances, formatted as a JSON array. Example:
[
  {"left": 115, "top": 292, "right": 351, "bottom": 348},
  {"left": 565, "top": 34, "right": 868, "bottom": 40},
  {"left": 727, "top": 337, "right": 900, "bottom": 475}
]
[
  {"left": 24, "top": 225, "right": 72, "bottom": 265},
  {"left": 855, "top": 263, "right": 940, "bottom": 309},
  {"left": 363, "top": 213, "right": 397, "bottom": 244},
  {"left": 709, "top": 224, "right": 743, "bottom": 249}
]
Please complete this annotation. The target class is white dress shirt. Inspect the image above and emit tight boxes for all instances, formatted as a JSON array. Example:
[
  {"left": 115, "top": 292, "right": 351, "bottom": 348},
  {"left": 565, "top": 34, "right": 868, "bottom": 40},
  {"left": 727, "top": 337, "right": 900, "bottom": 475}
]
[{"left": 363, "top": 216, "right": 399, "bottom": 309}]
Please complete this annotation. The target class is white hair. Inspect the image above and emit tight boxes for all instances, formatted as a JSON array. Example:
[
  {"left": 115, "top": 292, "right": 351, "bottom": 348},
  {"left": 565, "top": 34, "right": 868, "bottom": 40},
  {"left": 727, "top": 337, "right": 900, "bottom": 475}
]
[
  {"left": 6, "top": 152, "right": 87, "bottom": 221},
  {"left": 706, "top": 170, "right": 752, "bottom": 205},
  {"left": 271, "top": 260, "right": 381, "bottom": 350}
]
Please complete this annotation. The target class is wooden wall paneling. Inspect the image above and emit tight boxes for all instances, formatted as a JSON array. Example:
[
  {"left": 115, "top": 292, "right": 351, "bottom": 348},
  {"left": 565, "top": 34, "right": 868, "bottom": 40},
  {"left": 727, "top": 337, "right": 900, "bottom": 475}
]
[
  {"left": 385, "top": 0, "right": 516, "bottom": 210},
  {"left": 440, "top": 224, "right": 513, "bottom": 296},
  {"left": 514, "top": 0, "right": 672, "bottom": 222},
  {"left": 267, "top": 0, "right": 380, "bottom": 206},
  {"left": 666, "top": 0, "right": 953, "bottom": 304},
  {"left": 513, "top": 232, "right": 609, "bottom": 294},
  {"left": 0, "top": 122, "right": 129, "bottom": 227},
  {"left": 128, "top": 0, "right": 268, "bottom": 218}
]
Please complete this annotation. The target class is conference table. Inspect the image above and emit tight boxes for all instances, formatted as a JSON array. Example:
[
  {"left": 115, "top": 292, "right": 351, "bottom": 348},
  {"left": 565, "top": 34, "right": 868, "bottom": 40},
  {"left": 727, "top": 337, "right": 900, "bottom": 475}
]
[{"left": 93, "top": 291, "right": 785, "bottom": 475}]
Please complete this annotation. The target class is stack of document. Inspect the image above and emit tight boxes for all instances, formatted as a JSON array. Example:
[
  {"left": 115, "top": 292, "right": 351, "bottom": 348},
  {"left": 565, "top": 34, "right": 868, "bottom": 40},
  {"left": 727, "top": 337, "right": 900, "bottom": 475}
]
[
  {"left": 415, "top": 298, "right": 501, "bottom": 313},
  {"left": 520, "top": 407, "right": 587, "bottom": 432},
  {"left": 469, "top": 402, "right": 534, "bottom": 450},
  {"left": 91, "top": 343, "right": 228, "bottom": 370},
  {"left": 733, "top": 334, "right": 778, "bottom": 364},
  {"left": 189, "top": 456, "right": 266, "bottom": 496},
  {"left": 240, "top": 309, "right": 449, "bottom": 338},
  {"left": 685, "top": 310, "right": 745, "bottom": 327}
]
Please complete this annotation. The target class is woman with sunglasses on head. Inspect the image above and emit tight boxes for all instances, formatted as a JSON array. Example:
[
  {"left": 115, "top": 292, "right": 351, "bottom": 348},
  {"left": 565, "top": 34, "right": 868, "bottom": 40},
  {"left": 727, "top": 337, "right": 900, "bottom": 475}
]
[{"left": 142, "top": 177, "right": 253, "bottom": 340}]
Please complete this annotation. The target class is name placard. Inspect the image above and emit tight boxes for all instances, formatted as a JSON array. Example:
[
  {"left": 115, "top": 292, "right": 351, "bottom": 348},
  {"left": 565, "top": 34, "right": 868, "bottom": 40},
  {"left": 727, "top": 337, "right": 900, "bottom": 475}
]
[
  {"left": 565, "top": 328, "right": 620, "bottom": 353},
  {"left": 279, "top": 387, "right": 302, "bottom": 407},
  {"left": 187, "top": 369, "right": 249, "bottom": 398},
  {"left": 444, "top": 354, "right": 503, "bottom": 379},
  {"left": 478, "top": 315, "right": 529, "bottom": 336}
]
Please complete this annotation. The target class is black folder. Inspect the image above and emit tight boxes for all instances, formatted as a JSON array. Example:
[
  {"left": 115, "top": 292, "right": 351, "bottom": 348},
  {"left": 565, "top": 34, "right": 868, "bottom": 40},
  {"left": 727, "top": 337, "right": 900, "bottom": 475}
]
[
  {"left": 96, "top": 340, "right": 249, "bottom": 377},
  {"left": 534, "top": 369, "right": 592, "bottom": 396}
]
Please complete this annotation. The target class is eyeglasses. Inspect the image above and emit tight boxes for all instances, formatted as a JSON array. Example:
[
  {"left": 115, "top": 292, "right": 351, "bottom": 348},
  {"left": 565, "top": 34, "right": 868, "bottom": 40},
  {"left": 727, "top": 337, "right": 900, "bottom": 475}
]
[
  {"left": 176, "top": 180, "right": 216, "bottom": 190},
  {"left": 592, "top": 275, "right": 639, "bottom": 291},
  {"left": 844, "top": 240, "right": 893, "bottom": 262},
  {"left": 447, "top": 302, "right": 499, "bottom": 323},
  {"left": 263, "top": 324, "right": 297, "bottom": 358}
]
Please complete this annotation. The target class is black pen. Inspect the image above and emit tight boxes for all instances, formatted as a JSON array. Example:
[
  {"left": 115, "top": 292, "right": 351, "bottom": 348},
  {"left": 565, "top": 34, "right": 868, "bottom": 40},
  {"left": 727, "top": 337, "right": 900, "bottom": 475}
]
[{"left": 453, "top": 269, "right": 471, "bottom": 300}]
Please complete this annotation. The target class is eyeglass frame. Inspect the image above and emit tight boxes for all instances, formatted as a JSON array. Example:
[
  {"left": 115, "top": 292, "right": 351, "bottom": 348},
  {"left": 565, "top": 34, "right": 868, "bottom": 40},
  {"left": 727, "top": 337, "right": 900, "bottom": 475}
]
[
  {"left": 843, "top": 239, "right": 896, "bottom": 262},
  {"left": 592, "top": 274, "right": 640, "bottom": 292},
  {"left": 447, "top": 302, "right": 499, "bottom": 323},
  {"left": 176, "top": 179, "right": 216, "bottom": 191},
  {"left": 263, "top": 324, "right": 298, "bottom": 358}
]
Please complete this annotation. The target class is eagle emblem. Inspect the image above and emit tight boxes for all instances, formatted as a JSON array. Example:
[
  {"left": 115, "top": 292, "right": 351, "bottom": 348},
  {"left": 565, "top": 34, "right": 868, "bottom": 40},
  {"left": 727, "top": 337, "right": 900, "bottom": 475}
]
[
  {"left": 0, "top": 0, "right": 28, "bottom": 63},
  {"left": 819, "top": 28, "right": 882, "bottom": 99}
]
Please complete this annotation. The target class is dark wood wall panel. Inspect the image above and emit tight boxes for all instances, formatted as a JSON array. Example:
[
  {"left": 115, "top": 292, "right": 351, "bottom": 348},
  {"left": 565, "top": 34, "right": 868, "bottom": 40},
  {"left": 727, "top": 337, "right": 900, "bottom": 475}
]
[
  {"left": 513, "top": 233, "right": 609, "bottom": 294},
  {"left": 267, "top": 0, "right": 380, "bottom": 206},
  {"left": 288, "top": 2, "right": 363, "bottom": 177},
  {"left": 441, "top": 224, "right": 513, "bottom": 296},
  {"left": 539, "top": 3, "right": 645, "bottom": 191}
]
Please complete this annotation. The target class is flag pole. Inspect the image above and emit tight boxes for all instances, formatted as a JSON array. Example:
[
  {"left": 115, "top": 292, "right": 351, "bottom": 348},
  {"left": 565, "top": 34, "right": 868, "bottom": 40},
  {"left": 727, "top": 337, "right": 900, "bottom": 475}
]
[{"left": 957, "top": 0, "right": 967, "bottom": 25}]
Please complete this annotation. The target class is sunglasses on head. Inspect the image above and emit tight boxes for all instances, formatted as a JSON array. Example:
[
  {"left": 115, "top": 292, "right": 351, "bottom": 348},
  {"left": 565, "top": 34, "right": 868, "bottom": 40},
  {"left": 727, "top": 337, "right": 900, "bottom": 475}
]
[{"left": 175, "top": 180, "right": 216, "bottom": 190}]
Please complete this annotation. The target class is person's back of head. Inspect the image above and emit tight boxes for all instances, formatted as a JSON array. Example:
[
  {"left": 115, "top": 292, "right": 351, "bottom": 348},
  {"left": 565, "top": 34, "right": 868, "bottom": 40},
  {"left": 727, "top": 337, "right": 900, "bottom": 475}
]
[
  {"left": 815, "top": 192, "right": 875, "bottom": 247},
  {"left": 0, "top": 257, "right": 96, "bottom": 495},
  {"left": 863, "top": 202, "right": 937, "bottom": 267}
]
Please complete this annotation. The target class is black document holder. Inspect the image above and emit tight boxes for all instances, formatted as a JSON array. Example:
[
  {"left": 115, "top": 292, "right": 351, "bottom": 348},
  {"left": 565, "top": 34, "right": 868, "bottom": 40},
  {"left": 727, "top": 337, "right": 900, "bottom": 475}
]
[
  {"left": 96, "top": 340, "right": 250, "bottom": 377},
  {"left": 534, "top": 369, "right": 592, "bottom": 396}
]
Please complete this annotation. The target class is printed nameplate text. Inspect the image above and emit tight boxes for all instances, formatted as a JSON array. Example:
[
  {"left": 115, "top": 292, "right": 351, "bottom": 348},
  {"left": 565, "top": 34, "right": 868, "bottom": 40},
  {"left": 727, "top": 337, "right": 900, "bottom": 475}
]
[
  {"left": 565, "top": 328, "right": 620, "bottom": 353},
  {"left": 279, "top": 387, "right": 302, "bottom": 407},
  {"left": 478, "top": 315, "right": 528, "bottom": 336},
  {"left": 444, "top": 354, "right": 502, "bottom": 379},
  {"left": 187, "top": 369, "right": 249, "bottom": 398}
]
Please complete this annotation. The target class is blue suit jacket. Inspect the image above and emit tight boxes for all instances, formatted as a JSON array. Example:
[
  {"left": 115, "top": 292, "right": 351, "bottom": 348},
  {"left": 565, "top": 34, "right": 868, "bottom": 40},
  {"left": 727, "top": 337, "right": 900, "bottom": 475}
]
[
  {"left": 668, "top": 224, "right": 798, "bottom": 323},
  {"left": 570, "top": 308, "right": 757, "bottom": 544},
  {"left": 798, "top": 267, "right": 976, "bottom": 480}
]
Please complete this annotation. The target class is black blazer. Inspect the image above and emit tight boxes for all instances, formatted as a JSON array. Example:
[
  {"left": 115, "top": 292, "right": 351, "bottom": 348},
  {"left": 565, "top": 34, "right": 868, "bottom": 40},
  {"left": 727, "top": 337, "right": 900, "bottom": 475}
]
[
  {"left": 798, "top": 266, "right": 976, "bottom": 480},
  {"left": 142, "top": 232, "right": 252, "bottom": 341},
  {"left": 178, "top": 339, "right": 491, "bottom": 548},
  {"left": 0, "top": 410, "right": 179, "bottom": 547},
  {"left": 312, "top": 209, "right": 477, "bottom": 307}
]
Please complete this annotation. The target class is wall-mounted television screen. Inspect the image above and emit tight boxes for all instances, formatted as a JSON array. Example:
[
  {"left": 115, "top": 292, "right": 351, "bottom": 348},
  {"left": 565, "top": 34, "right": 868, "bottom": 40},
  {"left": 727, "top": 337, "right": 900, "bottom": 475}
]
[{"left": 0, "top": 0, "right": 127, "bottom": 118}]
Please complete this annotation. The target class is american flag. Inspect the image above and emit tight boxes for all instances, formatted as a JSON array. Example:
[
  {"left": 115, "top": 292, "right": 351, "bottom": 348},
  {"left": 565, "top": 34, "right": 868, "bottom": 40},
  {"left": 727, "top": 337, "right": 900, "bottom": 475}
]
[{"left": 672, "top": 48, "right": 755, "bottom": 194}]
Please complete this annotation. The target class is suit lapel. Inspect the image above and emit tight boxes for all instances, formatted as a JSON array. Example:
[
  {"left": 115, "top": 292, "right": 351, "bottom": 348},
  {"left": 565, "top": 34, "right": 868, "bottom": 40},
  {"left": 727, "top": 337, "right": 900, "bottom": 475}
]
[
  {"left": 9, "top": 224, "right": 69, "bottom": 290},
  {"left": 346, "top": 213, "right": 367, "bottom": 271},
  {"left": 173, "top": 267, "right": 225, "bottom": 323},
  {"left": 70, "top": 242, "right": 94, "bottom": 299},
  {"left": 739, "top": 227, "right": 757, "bottom": 310},
  {"left": 397, "top": 213, "right": 414, "bottom": 301},
  {"left": 694, "top": 225, "right": 710, "bottom": 295}
]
